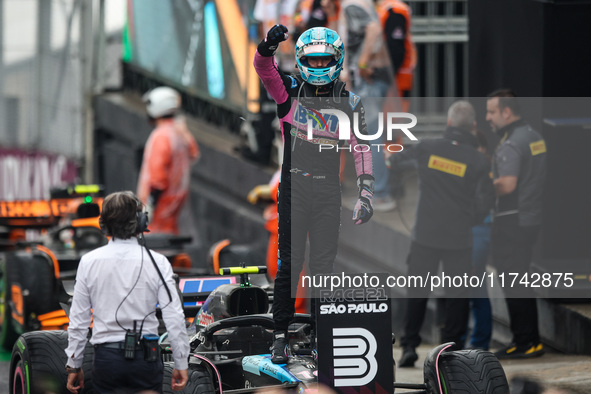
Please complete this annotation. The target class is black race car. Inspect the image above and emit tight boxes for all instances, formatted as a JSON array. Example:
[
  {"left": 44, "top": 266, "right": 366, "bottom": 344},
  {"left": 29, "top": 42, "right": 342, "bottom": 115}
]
[{"left": 10, "top": 250, "right": 509, "bottom": 394}]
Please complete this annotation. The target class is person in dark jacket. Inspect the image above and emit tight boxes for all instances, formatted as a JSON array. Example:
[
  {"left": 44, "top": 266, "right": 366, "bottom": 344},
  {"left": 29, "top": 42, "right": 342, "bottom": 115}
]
[
  {"left": 486, "top": 89, "right": 546, "bottom": 359},
  {"left": 391, "top": 100, "right": 494, "bottom": 367}
]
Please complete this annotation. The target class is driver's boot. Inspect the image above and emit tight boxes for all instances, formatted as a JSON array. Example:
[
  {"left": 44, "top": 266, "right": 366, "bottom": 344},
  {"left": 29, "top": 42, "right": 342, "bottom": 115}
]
[{"left": 271, "top": 331, "right": 289, "bottom": 364}]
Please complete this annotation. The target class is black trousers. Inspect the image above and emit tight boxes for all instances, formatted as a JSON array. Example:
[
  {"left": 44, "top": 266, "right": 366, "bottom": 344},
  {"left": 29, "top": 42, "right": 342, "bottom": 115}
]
[
  {"left": 491, "top": 217, "right": 541, "bottom": 345},
  {"left": 93, "top": 345, "right": 163, "bottom": 394},
  {"left": 273, "top": 175, "right": 341, "bottom": 331},
  {"left": 400, "top": 242, "right": 471, "bottom": 350}
]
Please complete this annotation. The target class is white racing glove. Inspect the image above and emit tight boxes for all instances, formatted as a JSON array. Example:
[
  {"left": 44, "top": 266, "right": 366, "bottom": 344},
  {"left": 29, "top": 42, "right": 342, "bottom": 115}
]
[{"left": 352, "top": 175, "right": 374, "bottom": 225}]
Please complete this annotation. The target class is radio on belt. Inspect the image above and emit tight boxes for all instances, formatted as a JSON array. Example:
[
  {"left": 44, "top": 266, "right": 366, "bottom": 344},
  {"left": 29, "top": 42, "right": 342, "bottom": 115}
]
[{"left": 124, "top": 321, "right": 139, "bottom": 360}]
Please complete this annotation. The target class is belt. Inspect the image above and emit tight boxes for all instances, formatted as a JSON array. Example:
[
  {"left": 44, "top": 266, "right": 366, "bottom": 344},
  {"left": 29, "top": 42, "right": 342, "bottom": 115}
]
[{"left": 95, "top": 341, "right": 142, "bottom": 350}]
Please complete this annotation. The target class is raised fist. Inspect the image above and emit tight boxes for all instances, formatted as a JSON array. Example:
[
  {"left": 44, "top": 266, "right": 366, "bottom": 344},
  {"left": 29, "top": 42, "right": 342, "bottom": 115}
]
[{"left": 265, "top": 24, "right": 289, "bottom": 50}]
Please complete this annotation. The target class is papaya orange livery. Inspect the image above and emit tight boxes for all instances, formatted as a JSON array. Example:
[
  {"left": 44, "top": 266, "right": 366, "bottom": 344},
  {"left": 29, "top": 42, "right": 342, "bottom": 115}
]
[
  {"left": 0, "top": 200, "right": 52, "bottom": 218},
  {"left": 0, "top": 197, "right": 103, "bottom": 221}
]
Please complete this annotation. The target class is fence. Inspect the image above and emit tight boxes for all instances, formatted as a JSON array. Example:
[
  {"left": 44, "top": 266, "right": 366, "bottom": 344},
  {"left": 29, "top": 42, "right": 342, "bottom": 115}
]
[{"left": 407, "top": 0, "right": 469, "bottom": 136}]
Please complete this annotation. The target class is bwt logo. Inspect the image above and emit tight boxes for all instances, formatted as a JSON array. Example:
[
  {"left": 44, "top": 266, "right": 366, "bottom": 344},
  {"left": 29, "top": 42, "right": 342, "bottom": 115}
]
[
  {"left": 332, "top": 327, "right": 378, "bottom": 387},
  {"left": 295, "top": 105, "right": 340, "bottom": 134},
  {"left": 307, "top": 110, "right": 418, "bottom": 152}
]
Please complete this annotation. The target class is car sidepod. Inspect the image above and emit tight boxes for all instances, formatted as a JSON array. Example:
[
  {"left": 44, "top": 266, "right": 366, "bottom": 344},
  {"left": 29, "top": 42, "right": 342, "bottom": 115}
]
[{"left": 242, "top": 355, "right": 317, "bottom": 389}]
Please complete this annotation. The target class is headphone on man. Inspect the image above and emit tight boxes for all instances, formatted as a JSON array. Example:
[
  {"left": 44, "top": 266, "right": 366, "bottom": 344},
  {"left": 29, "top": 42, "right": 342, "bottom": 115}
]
[
  {"left": 98, "top": 194, "right": 149, "bottom": 236},
  {"left": 136, "top": 209, "right": 149, "bottom": 234}
]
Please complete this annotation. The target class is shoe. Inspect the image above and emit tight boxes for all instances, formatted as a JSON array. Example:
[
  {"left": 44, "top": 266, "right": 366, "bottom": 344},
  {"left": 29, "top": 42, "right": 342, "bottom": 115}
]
[
  {"left": 271, "top": 331, "right": 289, "bottom": 364},
  {"left": 373, "top": 195, "right": 396, "bottom": 212},
  {"left": 494, "top": 342, "right": 544, "bottom": 360},
  {"left": 398, "top": 347, "right": 418, "bottom": 368}
]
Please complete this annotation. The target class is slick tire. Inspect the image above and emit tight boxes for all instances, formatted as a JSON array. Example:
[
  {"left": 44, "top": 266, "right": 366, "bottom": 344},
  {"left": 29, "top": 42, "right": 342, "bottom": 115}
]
[
  {"left": 163, "top": 361, "right": 216, "bottom": 394},
  {"left": 427, "top": 349, "right": 509, "bottom": 394},
  {"left": 10, "top": 331, "right": 94, "bottom": 394}
]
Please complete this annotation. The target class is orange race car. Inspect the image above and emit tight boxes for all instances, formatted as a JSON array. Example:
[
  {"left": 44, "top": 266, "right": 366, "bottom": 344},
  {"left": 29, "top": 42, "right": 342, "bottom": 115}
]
[{"left": 0, "top": 185, "right": 195, "bottom": 350}]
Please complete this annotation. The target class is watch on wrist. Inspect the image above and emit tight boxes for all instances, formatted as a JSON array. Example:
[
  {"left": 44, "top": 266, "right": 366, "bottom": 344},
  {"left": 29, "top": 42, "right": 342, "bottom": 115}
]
[{"left": 65, "top": 365, "right": 81, "bottom": 374}]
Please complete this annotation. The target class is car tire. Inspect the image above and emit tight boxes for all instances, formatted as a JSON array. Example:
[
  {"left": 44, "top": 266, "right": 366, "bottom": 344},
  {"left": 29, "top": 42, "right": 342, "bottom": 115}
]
[
  {"left": 427, "top": 349, "right": 509, "bottom": 394},
  {"left": 0, "top": 255, "right": 24, "bottom": 349},
  {"left": 163, "top": 361, "right": 216, "bottom": 394},
  {"left": 9, "top": 331, "right": 94, "bottom": 394},
  {"left": 20, "top": 251, "right": 60, "bottom": 315}
]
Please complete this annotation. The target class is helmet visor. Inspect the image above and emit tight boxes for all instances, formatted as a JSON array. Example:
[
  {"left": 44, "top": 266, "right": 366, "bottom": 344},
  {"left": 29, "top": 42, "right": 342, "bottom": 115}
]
[
  {"left": 300, "top": 55, "right": 337, "bottom": 68},
  {"left": 296, "top": 43, "right": 341, "bottom": 61}
]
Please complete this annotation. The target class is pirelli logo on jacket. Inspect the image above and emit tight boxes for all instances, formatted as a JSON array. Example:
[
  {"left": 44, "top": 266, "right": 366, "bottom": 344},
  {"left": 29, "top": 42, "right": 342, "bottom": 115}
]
[
  {"left": 428, "top": 155, "right": 467, "bottom": 177},
  {"left": 530, "top": 140, "right": 547, "bottom": 156}
]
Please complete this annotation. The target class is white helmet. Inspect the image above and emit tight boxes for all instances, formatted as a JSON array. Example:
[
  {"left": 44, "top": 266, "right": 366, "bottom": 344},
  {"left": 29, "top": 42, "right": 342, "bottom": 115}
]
[{"left": 143, "top": 87, "right": 181, "bottom": 118}]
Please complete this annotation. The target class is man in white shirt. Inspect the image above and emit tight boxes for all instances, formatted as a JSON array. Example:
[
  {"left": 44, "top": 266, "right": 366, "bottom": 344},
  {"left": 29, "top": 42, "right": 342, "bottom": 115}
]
[{"left": 65, "top": 191, "right": 190, "bottom": 393}]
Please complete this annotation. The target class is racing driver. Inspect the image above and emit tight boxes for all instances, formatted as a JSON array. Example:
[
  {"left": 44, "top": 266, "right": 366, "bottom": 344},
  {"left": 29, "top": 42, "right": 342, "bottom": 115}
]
[{"left": 253, "top": 25, "right": 375, "bottom": 364}]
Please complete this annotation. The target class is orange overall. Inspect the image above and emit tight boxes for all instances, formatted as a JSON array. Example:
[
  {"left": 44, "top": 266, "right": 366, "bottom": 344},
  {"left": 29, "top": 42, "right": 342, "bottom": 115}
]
[{"left": 137, "top": 118, "right": 199, "bottom": 234}]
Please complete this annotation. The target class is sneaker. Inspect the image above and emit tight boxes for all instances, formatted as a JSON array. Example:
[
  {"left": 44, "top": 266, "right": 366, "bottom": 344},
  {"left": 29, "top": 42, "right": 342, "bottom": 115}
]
[
  {"left": 373, "top": 195, "right": 396, "bottom": 212},
  {"left": 494, "top": 342, "right": 545, "bottom": 360},
  {"left": 398, "top": 347, "right": 418, "bottom": 368},
  {"left": 271, "top": 331, "right": 289, "bottom": 364}
]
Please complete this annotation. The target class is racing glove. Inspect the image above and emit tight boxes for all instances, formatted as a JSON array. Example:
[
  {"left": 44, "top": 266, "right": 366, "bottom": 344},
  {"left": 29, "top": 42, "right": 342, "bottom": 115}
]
[
  {"left": 353, "top": 175, "right": 374, "bottom": 225},
  {"left": 258, "top": 24, "right": 288, "bottom": 57}
]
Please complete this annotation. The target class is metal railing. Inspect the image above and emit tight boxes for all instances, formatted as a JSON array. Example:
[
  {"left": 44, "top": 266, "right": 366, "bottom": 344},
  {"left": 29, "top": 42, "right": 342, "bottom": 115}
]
[{"left": 407, "top": 0, "right": 468, "bottom": 137}]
